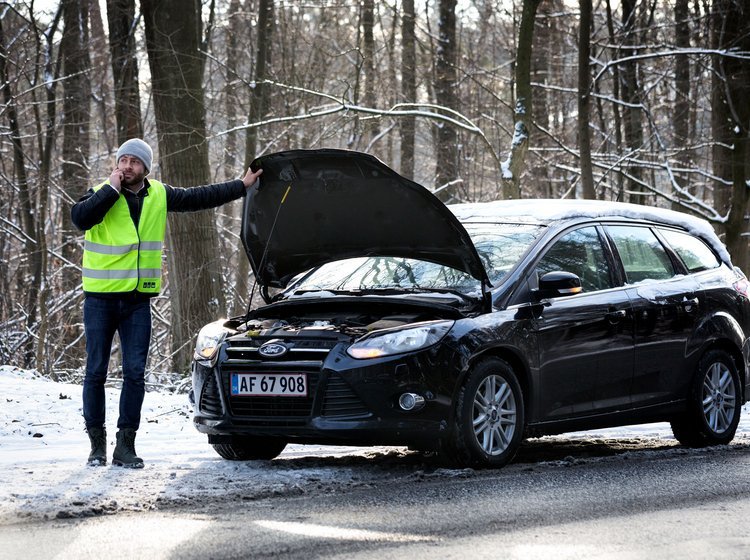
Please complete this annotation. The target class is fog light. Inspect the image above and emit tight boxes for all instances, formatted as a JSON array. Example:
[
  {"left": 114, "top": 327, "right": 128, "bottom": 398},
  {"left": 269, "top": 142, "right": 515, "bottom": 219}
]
[{"left": 398, "top": 392, "right": 425, "bottom": 411}]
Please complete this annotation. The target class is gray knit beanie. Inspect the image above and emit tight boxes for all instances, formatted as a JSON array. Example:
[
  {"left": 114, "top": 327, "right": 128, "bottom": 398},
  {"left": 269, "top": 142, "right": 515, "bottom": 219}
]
[{"left": 116, "top": 138, "right": 153, "bottom": 173}]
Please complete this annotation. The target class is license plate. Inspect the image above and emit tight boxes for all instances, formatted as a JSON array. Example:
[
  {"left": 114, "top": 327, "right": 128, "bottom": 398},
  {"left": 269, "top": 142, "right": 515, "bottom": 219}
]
[{"left": 231, "top": 373, "right": 308, "bottom": 397}]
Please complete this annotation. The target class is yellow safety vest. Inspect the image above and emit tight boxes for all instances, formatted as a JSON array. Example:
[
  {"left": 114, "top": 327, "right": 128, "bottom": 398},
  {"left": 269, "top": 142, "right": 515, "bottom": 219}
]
[{"left": 82, "top": 180, "right": 167, "bottom": 294}]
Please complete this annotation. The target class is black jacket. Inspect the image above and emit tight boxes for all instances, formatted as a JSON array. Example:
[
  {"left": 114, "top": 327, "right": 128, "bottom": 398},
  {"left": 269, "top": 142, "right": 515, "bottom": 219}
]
[
  {"left": 71, "top": 178, "right": 246, "bottom": 231},
  {"left": 71, "top": 177, "right": 247, "bottom": 299}
]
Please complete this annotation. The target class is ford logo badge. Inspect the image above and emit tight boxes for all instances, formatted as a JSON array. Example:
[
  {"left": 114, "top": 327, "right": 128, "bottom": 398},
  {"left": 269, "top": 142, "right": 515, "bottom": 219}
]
[{"left": 258, "top": 340, "right": 288, "bottom": 358}]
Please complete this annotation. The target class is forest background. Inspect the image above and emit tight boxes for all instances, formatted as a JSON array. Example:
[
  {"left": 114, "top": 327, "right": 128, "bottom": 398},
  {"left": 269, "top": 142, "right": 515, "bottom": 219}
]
[{"left": 1, "top": 0, "right": 749, "bottom": 376}]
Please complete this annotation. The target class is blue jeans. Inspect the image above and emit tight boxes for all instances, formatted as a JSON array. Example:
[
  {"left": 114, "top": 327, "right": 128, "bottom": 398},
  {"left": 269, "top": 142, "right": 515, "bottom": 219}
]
[{"left": 83, "top": 296, "right": 152, "bottom": 431}]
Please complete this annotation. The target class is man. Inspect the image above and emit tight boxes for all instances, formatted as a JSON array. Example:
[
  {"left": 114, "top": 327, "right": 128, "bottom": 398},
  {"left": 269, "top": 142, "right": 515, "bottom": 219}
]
[{"left": 71, "top": 138, "right": 262, "bottom": 468}]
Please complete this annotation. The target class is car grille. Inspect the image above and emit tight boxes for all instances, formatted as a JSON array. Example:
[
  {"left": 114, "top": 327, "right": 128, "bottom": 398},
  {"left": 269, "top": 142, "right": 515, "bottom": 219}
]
[
  {"left": 223, "top": 336, "right": 338, "bottom": 363},
  {"left": 322, "top": 374, "right": 371, "bottom": 418},
  {"left": 199, "top": 373, "right": 222, "bottom": 416}
]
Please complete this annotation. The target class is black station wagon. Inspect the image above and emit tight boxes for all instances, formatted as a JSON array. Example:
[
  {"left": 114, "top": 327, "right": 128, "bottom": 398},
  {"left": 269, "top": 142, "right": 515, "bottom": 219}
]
[{"left": 191, "top": 149, "right": 750, "bottom": 467}]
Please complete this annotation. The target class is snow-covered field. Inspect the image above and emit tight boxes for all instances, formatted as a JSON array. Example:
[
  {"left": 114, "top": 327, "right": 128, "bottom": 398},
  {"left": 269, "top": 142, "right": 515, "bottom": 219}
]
[{"left": 1, "top": 365, "right": 748, "bottom": 524}]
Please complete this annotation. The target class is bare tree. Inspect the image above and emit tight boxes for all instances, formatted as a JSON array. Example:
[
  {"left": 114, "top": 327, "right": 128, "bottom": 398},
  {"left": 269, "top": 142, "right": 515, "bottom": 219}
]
[
  {"left": 502, "top": 0, "right": 542, "bottom": 199},
  {"left": 106, "top": 0, "right": 143, "bottom": 142},
  {"left": 602, "top": 0, "right": 625, "bottom": 201},
  {"left": 142, "top": 0, "right": 226, "bottom": 372},
  {"left": 224, "top": 0, "right": 251, "bottom": 316},
  {"left": 0, "top": 9, "right": 37, "bottom": 366},
  {"left": 223, "top": 0, "right": 244, "bottom": 173},
  {"left": 89, "top": 0, "right": 114, "bottom": 153},
  {"left": 60, "top": 0, "right": 92, "bottom": 367},
  {"left": 244, "top": 0, "right": 274, "bottom": 169},
  {"left": 4, "top": 0, "right": 750, "bottom": 373},
  {"left": 578, "top": 0, "right": 595, "bottom": 199},
  {"left": 433, "top": 0, "right": 459, "bottom": 201},
  {"left": 361, "top": 0, "right": 379, "bottom": 146},
  {"left": 619, "top": 0, "right": 646, "bottom": 203},
  {"left": 711, "top": 0, "right": 750, "bottom": 273},
  {"left": 400, "top": 0, "right": 416, "bottom": 179},
  {"left": 31, "top": 5, "right": 65, "bottom": 374}
]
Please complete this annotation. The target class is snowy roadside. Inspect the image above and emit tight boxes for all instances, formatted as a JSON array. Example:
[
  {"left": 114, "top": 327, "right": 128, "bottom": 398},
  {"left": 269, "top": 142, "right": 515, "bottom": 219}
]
[{"left": 1, "top": 365, "right": 749, "bottom": 524}]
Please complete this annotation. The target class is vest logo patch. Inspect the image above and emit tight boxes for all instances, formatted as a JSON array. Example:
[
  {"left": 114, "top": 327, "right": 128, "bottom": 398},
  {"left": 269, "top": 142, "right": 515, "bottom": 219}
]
[{"left": 142, "top": 281, "right": 157, "bottom": 289}]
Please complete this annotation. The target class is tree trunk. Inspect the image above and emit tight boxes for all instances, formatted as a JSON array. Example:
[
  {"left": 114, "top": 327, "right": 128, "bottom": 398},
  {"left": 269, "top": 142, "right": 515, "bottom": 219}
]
[
  {"left": 60, "top": 0, "right": 92, "bottom": 368},
  {"left": 224, "top": 0, "right": 243, "bottom": 173},
  {"left": 673, "top": 0, "right": 691, "bottom": 200},
  {"left": 502, "top": 0, "right": 542, "bottom": 200},
  {"left": 225, "top": 0, "right": 250, "bottom": 316},
  {"left": 89, "top": 0, "right": 115, "bottom": 153},
  {"left": 530, "top": 1, "right": 558, "bottom": 198},
  {"left": 143, "top": 0, "right": 226, "bottom": 373},
  {"left": 244, "top": 0, "right": 274, "bottom": 170},
  {"left": 362, "top": 0, "right": 379, "bottom": 145},
  {"left": 711, "top": 0, "right": 750, "bottom": 273},
  {"left": 400, "top": 0, "right": 416, "bottom": 179},
  {"left": 0, "top": 16, "right": 39, "bottom": 367},
  {"left": 434, "top": 0, "right": 458, "bottom": 201},
  {"left": 604, "top": 0, "right": 625, "bottom": 201},
  {"left": 33, "top": 7, "right": 64, "bottom": 376},
  {"left": 673, "top": 0, "right": 690, "bottom": 162},
  {"left": 578, "top": 0, "right": 595, "bottom": 199},
  {"left": 620, "top": 0, "right": 644, "bottom": 204},
  {"left": 240, "top": 0, "right": 274, "bottom": 314},
  {"left": 106, "top": 0, "right": 143, "bottom": 143}
]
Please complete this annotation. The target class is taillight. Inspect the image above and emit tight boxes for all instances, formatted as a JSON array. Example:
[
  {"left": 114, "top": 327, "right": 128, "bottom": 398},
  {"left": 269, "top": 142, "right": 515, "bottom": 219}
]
[{"left": 733, "top": 278, "right": 750, "bottom": 299}]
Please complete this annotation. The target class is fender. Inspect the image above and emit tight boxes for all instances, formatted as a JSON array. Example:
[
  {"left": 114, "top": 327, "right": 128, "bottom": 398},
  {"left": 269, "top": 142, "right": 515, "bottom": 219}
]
[
  {"left": 446, "top": 310, "right": 539, "bottom": 422},
  {"left": 689, "top": 310, "right": 746, "bottom": 357},
  {"left": 689, "top": 310, "right": 749, "bottom": 401}
]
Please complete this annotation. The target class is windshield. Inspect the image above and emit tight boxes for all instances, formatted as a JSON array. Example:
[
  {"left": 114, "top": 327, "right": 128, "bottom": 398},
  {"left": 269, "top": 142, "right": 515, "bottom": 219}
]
[{"left": 284, "top": 223, "right": 543, "bottom": 297}]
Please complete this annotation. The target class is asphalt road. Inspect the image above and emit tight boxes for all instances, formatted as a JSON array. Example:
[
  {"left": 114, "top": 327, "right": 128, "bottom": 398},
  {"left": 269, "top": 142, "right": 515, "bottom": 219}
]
[{"left": 3, "top": 443, "right": 750, "bottom": 559}]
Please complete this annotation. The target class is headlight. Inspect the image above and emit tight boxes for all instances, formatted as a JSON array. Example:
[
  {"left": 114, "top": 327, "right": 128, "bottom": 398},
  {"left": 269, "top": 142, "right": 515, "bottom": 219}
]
[
  {"left": 194, "top": 320, "right": 232, "bottom": 364},
  {"left": 346, "top": 320, "right": 454, "bottom": 359}
]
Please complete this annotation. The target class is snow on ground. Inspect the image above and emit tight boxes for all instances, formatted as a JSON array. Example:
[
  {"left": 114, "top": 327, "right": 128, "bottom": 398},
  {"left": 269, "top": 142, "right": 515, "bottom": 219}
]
[{"left": 1, "top": 365, "right": 749, "bottom": 524}]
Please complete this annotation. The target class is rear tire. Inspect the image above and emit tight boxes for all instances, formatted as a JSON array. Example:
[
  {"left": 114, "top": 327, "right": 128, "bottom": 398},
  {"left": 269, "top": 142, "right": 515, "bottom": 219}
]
[
  {"left": 211, "top": 437, "right": 287, "bottom": 460},
  {"left": 444, "top": 358, "right": 525, "bottom": 468},
  {"left": 671, "top": 349, "right": 741, "bottom": 447}
]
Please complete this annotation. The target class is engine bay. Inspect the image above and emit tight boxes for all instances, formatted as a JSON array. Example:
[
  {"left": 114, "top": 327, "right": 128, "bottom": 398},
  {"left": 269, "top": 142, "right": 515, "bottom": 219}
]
[{"left": 234, "top": 311, "right": 441, "bottom": 339}]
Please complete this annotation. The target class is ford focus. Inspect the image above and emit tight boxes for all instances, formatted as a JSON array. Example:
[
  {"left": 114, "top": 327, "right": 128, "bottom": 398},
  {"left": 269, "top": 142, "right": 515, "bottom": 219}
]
[{"left": 191, "top": 149, "right": 750, "bottom": 468}]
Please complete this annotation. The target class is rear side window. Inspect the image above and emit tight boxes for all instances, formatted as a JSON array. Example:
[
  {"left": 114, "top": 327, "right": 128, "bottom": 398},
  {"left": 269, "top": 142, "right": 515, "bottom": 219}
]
[
  {"left": 607, "top": 226, "right": 675, "bottom": 283},
  {"left": 659, "top": 229, "right": 720, "bottom": 273}
]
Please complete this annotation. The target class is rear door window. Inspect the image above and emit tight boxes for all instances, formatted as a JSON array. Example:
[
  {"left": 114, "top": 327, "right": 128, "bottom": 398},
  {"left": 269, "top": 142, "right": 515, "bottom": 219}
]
[
  {"left": 607, "top": 226, "right": 675, "bottom": 283},
  {"left": 659, "top": 229, "right": 721, "bottom": 272}
]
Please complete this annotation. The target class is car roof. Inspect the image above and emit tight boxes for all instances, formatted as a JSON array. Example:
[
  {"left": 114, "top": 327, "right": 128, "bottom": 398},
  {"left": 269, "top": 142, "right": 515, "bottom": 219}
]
[{"left": 449, "top": 198, "right": 732, "bottom": 266}]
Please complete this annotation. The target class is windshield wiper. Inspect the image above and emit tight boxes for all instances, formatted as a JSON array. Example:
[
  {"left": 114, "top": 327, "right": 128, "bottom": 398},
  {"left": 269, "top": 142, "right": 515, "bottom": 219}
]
[
  {"left": 284, "top": 286, "right": 481, "bottom": 305},
  {"left": 405, "top": 286, "right": 481, "bottom": 304},
  {"left": 338, "top": 286, "right": 480, "bottom": 305}
]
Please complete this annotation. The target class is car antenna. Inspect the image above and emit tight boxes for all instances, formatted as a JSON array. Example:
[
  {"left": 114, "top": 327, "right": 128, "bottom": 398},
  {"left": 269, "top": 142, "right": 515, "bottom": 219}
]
[{"left": 246, "top": 181, "right": 293, "bottom": 315}]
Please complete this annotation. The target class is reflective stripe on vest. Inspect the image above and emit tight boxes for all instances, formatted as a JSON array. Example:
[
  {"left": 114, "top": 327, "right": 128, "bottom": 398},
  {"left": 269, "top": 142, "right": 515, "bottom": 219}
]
[{"left": 82, "top": 180, "right": 167, "bottom": 294}]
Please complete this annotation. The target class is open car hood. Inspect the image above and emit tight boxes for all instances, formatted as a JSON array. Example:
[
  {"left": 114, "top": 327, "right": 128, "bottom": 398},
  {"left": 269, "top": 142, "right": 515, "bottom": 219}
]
[{"left": 241, "top": 149, "right": 490, "bottom": 291}]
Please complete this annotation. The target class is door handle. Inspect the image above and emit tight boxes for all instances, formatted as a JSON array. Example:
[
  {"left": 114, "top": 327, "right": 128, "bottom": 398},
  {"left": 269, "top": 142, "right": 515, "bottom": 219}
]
[
  {"left": 681, "top": 297, "right": 699, "bottom": 312},
  {"left": 606, "top": 308, "right": 627, "bottom": 322}
]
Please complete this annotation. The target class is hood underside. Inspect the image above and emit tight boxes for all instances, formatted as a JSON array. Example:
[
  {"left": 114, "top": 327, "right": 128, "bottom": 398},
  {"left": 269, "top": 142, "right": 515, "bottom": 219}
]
[{"left": 242, "top": 149, "right": 489, "bottom": 289}]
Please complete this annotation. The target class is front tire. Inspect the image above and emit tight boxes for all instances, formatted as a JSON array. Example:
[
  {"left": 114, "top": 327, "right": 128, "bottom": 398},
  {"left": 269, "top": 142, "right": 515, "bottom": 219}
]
[
  {"left": 671, "top": 349, "right": 741, "bottom": 447},
  {"left": 211, "top": 436, "right": 287, "bottom": 460},
  {"left": 446, "top": 358, "right": 525, "bottom": 468}
]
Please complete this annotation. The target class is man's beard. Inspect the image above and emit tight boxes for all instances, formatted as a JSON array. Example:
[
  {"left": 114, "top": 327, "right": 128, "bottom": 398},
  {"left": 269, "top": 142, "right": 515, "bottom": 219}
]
[{"left": 122, "top": 172, "right": 146, "bottom": 188}]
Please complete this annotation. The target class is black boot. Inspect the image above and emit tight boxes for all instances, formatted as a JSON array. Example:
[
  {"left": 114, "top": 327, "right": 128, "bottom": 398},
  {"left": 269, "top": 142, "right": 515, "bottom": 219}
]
[
  {"left": 86, "top": 426, "right": 107, "bottom": 466},
  {"left": 112, "top": 428, "right": 144, "bottom": 469}
]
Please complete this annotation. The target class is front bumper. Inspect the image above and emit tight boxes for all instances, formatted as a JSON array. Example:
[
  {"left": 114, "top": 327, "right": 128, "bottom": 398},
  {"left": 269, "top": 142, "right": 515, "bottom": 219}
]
[{"left": 191, "top": 336, "right": 461, "bottom": 450}]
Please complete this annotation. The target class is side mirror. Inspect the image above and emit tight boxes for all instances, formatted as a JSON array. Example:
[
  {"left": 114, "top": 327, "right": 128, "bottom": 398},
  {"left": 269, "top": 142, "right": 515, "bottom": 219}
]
[{"left": 536, "top": 271, "right": 583, "bottom": 299}]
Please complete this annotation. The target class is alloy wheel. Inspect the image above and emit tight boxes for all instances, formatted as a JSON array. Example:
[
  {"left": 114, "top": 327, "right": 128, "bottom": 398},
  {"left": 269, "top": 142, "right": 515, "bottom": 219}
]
[
  {"left": 472, "top": 374, "right": 517, "bottom": 456},
  {"left": 702, "top": 361, "right": 736, "bottom": 434}
]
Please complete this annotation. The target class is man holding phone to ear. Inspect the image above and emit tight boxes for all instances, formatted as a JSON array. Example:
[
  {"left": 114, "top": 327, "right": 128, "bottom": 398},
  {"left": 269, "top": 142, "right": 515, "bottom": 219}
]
[{"left": 71, "top": 138, "right": 262, "bottom": 468}]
